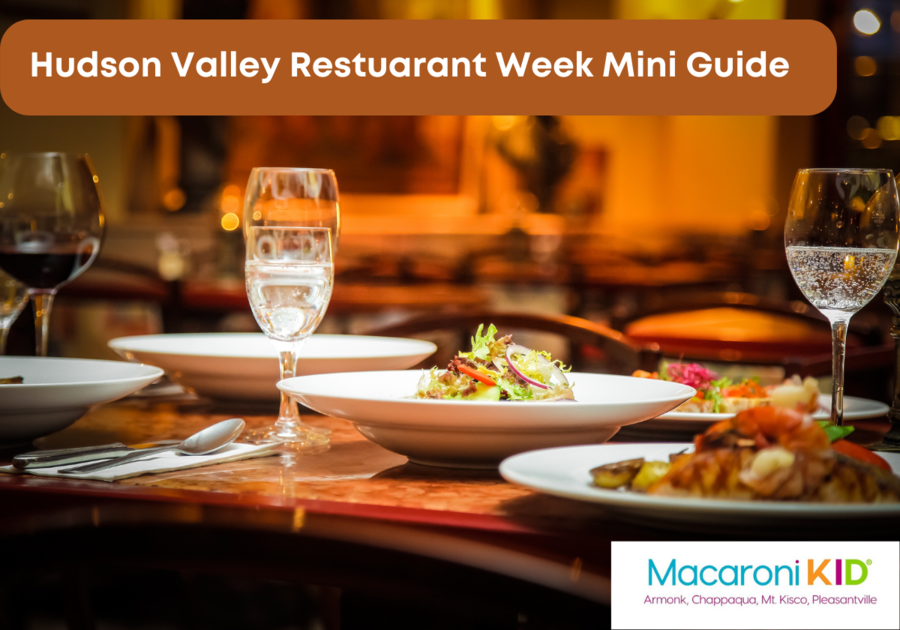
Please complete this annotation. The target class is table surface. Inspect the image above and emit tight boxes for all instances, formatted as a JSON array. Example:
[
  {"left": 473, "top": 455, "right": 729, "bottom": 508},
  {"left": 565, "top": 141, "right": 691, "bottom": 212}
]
[
  {"left": 0, "top": 398, "right": 624, "bottom": 607},
  {"left": 1, "top": 397, "right": 895, "bottom": 609}
]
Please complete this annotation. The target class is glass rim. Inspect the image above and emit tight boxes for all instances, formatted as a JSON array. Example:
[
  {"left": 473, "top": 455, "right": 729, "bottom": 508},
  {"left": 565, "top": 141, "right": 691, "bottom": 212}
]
[
  {"left": 797, "top": 167, "right": 894, "bottom": 175},
  {"left": 1, "top": 151, "right": 89, "bottom": 159},
  {"left": 249, "top": 167, "right": 335, "bottom": 175}
]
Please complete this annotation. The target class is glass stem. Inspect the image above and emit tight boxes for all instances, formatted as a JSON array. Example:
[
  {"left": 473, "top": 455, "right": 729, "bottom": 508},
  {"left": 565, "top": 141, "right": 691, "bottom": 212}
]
[
  {"left": 829, "top": 314, "right": 851, "bottom": 427},
  {"left": 32, "top": 292, "right": 55, "bottom": 357},
  {"left": 276, "top": 346, "right": 299, "bottom": 429},
  {"left": 0, "top": 326, "right": 8, "bottom": 356}
]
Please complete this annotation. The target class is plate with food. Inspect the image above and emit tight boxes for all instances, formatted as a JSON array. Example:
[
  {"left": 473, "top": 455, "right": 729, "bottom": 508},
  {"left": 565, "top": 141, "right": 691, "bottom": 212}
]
[
  {"left": 109, "top": 333, "right": 437, "bottom": 401},
  {"left": 618, "top": 362, "right": 889, "bottom": 438},
  {"left": 500, "top": 406, "right": 900, "bottom": 528},
  {"left": 0, "top": 357, "right": 164, "bottom": 446},
  {"left": 278, "top": 324, "right": 695, "bottom": 468}
]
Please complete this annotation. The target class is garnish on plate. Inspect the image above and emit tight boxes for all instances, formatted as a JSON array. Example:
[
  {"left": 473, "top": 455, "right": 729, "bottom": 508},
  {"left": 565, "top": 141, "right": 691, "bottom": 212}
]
[
  {"left": 633, "top": 363, "right": 820, "bottom": 414},
  {"left": 415, "top": 324, "right": 575, "bottom": 402},
  {"left": 0, "top": 376, "right": 23, "bottom": 384}
]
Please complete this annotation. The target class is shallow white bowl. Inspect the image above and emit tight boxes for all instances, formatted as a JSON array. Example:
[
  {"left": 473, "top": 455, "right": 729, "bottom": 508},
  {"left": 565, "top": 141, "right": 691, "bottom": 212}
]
[
  {"left": 278, "top": 371, "right": 695, "bottom": 468},
  {"left": 500, "top": 443, "right": 900, "bottom": 529},
  {"left": 0, "top": 357, "right": 163, "bottom": 445},
  {"left": 109, "top": 333, "right": 437, "bottom": 401}
]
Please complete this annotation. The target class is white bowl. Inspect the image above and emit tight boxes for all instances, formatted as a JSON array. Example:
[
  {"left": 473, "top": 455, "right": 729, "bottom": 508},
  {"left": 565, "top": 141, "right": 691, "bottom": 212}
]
[
  {"left": 0, "top": 357, "right": 164, "bottom": 445},
  {"left": 278, "top": 371, "right": 695, "bottom": 468},
  {"left": 109, "top": 333, "right": 437, "bottom": 401}
]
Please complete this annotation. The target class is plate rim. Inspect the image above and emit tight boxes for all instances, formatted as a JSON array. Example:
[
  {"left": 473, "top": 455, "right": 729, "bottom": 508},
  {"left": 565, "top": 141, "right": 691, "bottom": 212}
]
[
  {"left": 499, "top": 443, "right": 900, "bottom": 516},
  {"left": 659, "top": 394, "right": 890, "bottom": 422},
  {"left": 108, "top": 332, "right": 438, "bottom": 360},
  {"left": 0, "top": 357, "right": 164, "bottom": 389},
  {"left": 278, "top": 370, "right": 698, "bottom": 408}
]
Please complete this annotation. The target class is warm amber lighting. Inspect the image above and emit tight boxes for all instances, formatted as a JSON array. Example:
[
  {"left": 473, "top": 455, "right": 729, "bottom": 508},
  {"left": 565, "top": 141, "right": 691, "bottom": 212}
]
[
  {"left": 855, "top": 56, "right": 877, "bottom": 76},
  {"left": 850, "top": 196, "right": 866, "bottom": 212},
  {"left": 252, "top": 210, "right": 262, "bottom": 221},
  {"left": 861, "top": 128, "right": 883, "bottom": 149},
  {"left": 877, "top": 116, "right": 900, "bottom": 140},
  {"left": 749, "top": 210, "right": 770, "bottom": 231},
  {"left": 847, "top": 116, "right": 869, "bottom": 140},
  {"left": 92, "top": 175, "right": 99, "bottom": 183},
  {"left": 221, "top": 195, "right": 240, "bottom": 213},
  {"left": 221, "top": 212, "right": 240, "bottom": 231},
  {"left": 492, "top": 115, "right": 522, "bottom": 131},
  {"left": 222, "top": 184, "right": 241, "bottom": 198},
  {"left": 892, "top": 10, "right": 900, "bottom": 31},
  {"left": 0, "top": 153, "right": 5, "bottom": 159},
  {"left": 7, "top": 193, "right": 12, "bottom": 200},
  {"left": 162, "top": 187, "right": 186, "bottom": 211},
  {"left": 0, "top": 202, "right": 4, "bottom": 208},
  {"left": 854, "top": 9, "right": 881, "bottom": 35}
]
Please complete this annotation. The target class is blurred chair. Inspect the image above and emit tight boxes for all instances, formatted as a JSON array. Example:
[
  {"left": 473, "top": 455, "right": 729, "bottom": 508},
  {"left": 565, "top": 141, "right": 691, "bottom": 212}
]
[
  {"left": 365, "top": 310, "right": 660, "bottom": 375},
  {"left": 619, "top": 291, "right": 877, "bottom": 365}
]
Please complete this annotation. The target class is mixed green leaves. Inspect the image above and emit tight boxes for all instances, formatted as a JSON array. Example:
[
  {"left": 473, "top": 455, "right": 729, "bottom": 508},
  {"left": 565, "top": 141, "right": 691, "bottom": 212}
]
[{"left": 415, "top": 323, "right": 574, "bottom": 402}]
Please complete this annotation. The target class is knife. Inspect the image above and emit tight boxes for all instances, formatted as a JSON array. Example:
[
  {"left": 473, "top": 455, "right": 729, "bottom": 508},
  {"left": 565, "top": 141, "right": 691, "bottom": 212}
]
[{"left": 13, "top": 440, "right": 181, "bottom": 470}]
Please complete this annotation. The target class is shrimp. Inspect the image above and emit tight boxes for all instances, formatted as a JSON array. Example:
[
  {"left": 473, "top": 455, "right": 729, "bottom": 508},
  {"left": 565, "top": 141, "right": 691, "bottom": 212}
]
[
  {"left": 651, "top": 407, "right": 834, "bottom": 500},
  {"left": 695, "top": 406, "right": 830, "bottom": 454}
]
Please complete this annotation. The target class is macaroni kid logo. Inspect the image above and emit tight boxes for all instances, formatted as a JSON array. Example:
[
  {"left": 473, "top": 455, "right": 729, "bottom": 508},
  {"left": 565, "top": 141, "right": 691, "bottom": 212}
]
[{"left": 649, "top": 558, "right": 872, "bottom": 587}]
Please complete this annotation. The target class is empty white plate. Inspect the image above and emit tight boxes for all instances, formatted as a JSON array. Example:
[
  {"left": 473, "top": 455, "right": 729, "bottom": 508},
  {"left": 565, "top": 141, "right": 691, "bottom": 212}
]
[
  {"left": 0, "top": 357, "right": 163, "bottom": 445},
  {"left": 500, "top": 443, "right": 900, "bottom": 529},
  {"left": 109, "top": 333, "right": 437, "bottom": 401},
  {"left": 278, "top": 371, "right": 695, "bottom": 468}
]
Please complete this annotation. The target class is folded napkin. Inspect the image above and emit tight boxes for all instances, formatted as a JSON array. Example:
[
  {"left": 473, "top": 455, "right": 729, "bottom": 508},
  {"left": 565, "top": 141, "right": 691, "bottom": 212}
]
[{"left": 0, "top": 443, "right": 279, "bottom": 482}]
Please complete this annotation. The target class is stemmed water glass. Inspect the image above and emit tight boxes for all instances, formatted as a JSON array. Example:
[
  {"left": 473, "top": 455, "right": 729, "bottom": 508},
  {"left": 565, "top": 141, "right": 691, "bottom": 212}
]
[
  {"left": 785, "top": 168, "right": 900, "bottom": 426},
  {"left": 245, "top": 226, "right": 334, "bottom": 449},
  {"left": 0, "top": 153, "right": 104, "bottom": 356},
  {"left": 243, "top": 167, "right": 340, "bottom": 449},
  {"left": 0, "top": 270, "right": 27, "bottom": 355}
]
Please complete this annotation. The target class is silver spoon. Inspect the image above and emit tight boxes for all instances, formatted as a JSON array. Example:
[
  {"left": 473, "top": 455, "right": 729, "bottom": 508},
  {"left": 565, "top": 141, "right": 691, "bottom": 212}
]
[{"left": 59, "top": 418, "right": 246, "bottom": 474}]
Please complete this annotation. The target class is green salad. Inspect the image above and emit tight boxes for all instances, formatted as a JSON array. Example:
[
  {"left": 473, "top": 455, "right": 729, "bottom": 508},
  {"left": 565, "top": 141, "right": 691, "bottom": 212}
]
[{"left": 414, "top": 324, "right": 575, "bottom": 402}]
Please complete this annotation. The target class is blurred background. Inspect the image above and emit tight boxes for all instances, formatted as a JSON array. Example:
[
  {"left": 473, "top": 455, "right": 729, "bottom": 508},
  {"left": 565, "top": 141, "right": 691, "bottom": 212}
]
[{"left": 2, "top": 0, "right": 899, "bottom": 397}]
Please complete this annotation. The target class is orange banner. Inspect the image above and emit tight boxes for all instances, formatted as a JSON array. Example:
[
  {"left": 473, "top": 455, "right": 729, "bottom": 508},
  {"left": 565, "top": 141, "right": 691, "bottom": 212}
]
[{"left": 0, "top": 19, "right": 836, "bottom": 115}]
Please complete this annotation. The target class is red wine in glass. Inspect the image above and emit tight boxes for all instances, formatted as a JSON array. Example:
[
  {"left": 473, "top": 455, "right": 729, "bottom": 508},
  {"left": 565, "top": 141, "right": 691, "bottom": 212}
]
[
  {"left": 0, "top": 244, "right": 98, "bottom": 290},
  {"left": 0, "top": 153, "right": 104, "bottom": 356}
]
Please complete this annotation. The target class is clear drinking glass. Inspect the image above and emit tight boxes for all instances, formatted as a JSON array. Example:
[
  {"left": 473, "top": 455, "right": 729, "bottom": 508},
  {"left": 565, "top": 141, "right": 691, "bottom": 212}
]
[
  {"left": 243, "top": 167, "right": 340, "bottom": 253},
  {"left": 785, "top": 168, "right": 900, "bottom": 426},
  {"left": 0, "top": 153, "right": 104, "bottom": 356},
  {"left": 0, "top": 269, "right": 28, "bottom": 355},
  {"left": 245, "top": 226, "right": 334, "bottom": 449}
]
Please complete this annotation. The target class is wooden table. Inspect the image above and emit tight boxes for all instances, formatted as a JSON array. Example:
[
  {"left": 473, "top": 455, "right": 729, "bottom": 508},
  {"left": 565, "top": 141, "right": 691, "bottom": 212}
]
[{"left": 0, "top": 399, "right": 895, "bottom": 627}]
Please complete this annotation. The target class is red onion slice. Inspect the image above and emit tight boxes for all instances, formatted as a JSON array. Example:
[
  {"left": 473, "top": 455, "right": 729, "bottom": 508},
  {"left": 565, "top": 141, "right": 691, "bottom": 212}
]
[{"left": 505, "top": 344, "right": 569, "bottom": 389}]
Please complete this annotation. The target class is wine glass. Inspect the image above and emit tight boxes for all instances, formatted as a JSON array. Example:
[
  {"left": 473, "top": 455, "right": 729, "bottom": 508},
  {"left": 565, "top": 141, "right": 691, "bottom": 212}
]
[
  {"left": 243, "top": 167, "right": 340, "bottom": 253},
  {"left": 0, "top": 269, "right": 27, "bottom": 355},
  {"left": 785, "top": 168, "right": 900, "bottom": 426},
  {"left": 0, "top": 153, "right": 104, "bottom": 356},
  {"left": 245, "top": 226, "right": 334, "bottom": 449}
]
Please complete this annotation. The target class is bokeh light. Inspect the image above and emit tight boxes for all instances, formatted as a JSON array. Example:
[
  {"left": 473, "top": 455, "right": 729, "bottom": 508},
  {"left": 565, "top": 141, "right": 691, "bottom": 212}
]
[
  {"left": 221, "top": 212, "right": 240, "bottom": 230},
  {"left": 854, "top": 9, "right": 881, "bottom": 35},
  {"left": 855, "top": 56, "right": 877, "bottom": 76},
  {"left": 847, "top": 115, "right": 869, "bottom": 140}
]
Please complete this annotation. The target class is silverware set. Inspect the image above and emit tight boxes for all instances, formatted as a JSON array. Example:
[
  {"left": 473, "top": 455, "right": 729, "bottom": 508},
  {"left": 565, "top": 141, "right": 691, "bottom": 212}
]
[{"left": 13, "top": 418, "right": 246, "bottom": 474}]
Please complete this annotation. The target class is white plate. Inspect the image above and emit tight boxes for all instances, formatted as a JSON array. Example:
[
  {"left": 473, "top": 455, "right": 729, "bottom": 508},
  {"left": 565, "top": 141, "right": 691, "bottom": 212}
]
[
  {"left": 278, "top": 371, "right": 695, "bottom": 468},
  {"left": 0, "top": 357, "right": 163, "bottom": 445},
  {"left": 109, "top": 333, "right": 437, "bottom": 401},
  {"left": 620, "top": 395, "right": 892, "bottom": 439},
  {"left": 500, "top": 443, "right": 900, "bottom": 529}
]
